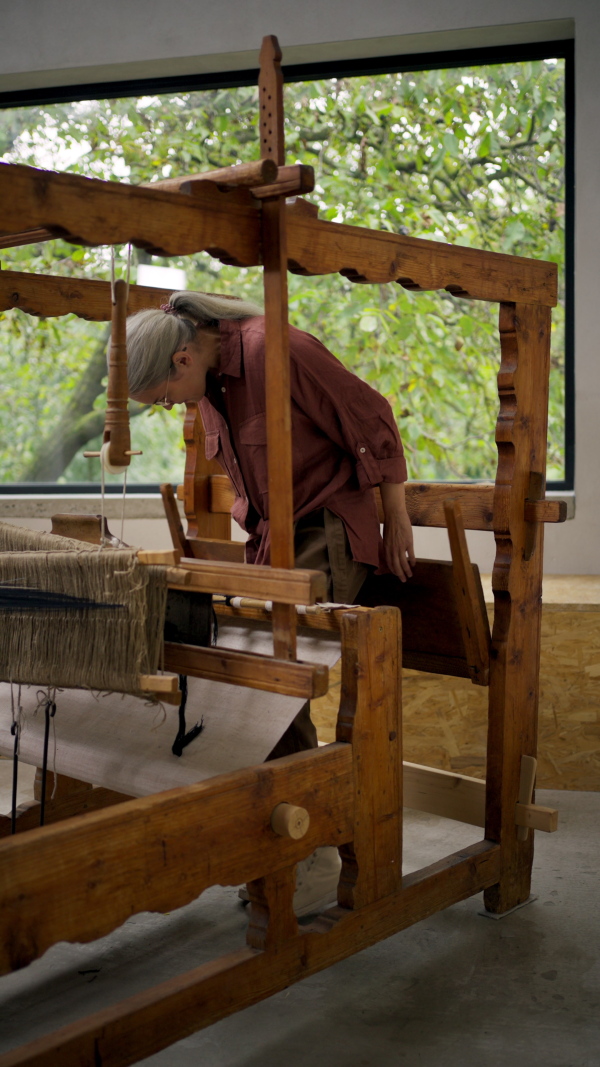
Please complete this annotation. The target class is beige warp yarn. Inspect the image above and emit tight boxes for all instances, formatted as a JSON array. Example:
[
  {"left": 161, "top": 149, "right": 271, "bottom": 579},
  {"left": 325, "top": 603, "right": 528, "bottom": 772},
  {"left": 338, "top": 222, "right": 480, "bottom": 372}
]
[{"left": 0, "top": 522, "right": 168, "bottom": 697}]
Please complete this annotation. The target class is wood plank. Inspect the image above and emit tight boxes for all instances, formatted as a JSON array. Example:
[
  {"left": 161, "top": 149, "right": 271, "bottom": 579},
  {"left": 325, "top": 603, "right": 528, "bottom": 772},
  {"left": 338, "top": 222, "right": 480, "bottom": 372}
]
[
  {"left": 214, "top": 600, "right": 344, "bottom": 632},
  {"left": 163, "top": 642, "right": 329, "bottom": 698},
  {"left": 0, "top": 163, "right": 261, "bottom": 264},
  {"left": 403, "top": 762, "right": 557, "bottom": 833},
  {"left": 211, "top": 475, "right": 497, "bottom": 528},
  {"left": 337, "top": 607, "right": 402, "bottom": 907},
  {"left": 0, "top": 744, "right": 354, "bottom": 975},
  {"left": 170, "top": 559, "right": 327, "bottom": 604},
  {"left": 159, "top": 482, "right": 193, "bottom": 558},
  {"left": 403, "top": 761, "right": 485, "bottom": 825},
  {"left": 444, "top": 500, "right": 491, "bottom": 685},
  {"left": 514, "top": 802, "right": 558, "bottom": 833},
  {"left": 183, "top": 405, "right": 231, "bottom": 541},
  {"left": 209, "top": 473, "right": 237, "bottom": 512},
  {"left": 250, "top": 164, "right": 315, "bottom": 200},
  {"left": 145, "top": 158, "right": 277, "bottom": 192},
  {"left": 210, "top": 476, "right": 565, "bottom": 531},
  {"left": 0, "top": 786, "right": 133, "bottom": 838},
  {"left": 0, "top": 841, "right": 501, "bottom": 1067},
  {"left": 524, "top": 498, "right": 567, "bottom": 523},
  {"left": 188, "top": 537, "right": 246, "bottom": 563},
  {"left": 286, "top": 209, "right": 558, "bottom": 306},
  {"left": 138, "top": 674, "right": 180, "bottom": 694},
  {"left": 0, "top": 171, "right": 557, "bottom": 304},
  {"left": 358, "top": 559, "right": 474, "bottom": 675},
  {"left": 484, "top": 301, "right": 552, "bottom": 914},
  {"left": 0, "top": 269, "right": 173, "bottom": 320},
  {"left": 260, "top": 35, "right": 297, "bottom": 661},
  {"left": 137, "top": 549, "right": 179, "bottom": 565}
]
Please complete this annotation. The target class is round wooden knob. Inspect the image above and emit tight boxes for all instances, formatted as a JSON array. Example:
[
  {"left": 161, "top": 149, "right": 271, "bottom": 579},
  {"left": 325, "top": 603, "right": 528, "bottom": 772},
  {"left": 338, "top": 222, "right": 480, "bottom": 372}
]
[{"left": 270, "top": 802, "right": 310, "bottom": 840}]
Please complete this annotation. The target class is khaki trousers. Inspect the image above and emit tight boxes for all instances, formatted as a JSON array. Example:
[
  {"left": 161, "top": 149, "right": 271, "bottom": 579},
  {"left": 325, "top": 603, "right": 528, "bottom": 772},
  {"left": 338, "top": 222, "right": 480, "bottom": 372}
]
[{"left": 266, "top": 509, "right": 369, "bottom": 760}]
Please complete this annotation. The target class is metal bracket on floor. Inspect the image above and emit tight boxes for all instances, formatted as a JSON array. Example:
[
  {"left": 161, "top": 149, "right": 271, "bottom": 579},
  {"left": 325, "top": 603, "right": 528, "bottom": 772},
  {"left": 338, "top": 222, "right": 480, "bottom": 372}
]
[{"left": 478, "top": 895, "right": 538, "bottom": 920}]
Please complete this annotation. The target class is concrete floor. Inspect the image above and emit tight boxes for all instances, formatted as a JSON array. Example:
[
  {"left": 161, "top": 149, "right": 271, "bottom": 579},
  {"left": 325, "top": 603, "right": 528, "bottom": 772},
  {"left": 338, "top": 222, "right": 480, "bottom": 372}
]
[{"left": 0, "top": 787, "right": 598, "bottom": 1066}]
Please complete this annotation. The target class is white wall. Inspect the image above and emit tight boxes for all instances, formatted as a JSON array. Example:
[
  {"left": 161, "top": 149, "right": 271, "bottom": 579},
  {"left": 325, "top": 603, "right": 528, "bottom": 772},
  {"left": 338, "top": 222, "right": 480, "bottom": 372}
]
[{"left": 1, "top": 1, "right": 598, "bottom": 574}]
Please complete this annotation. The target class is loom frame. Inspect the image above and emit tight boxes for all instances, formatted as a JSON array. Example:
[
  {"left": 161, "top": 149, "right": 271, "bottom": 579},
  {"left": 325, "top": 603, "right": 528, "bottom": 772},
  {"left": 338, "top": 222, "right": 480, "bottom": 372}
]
[{"left": 0, "top": 34, "right": 563, "bottom": 1067}]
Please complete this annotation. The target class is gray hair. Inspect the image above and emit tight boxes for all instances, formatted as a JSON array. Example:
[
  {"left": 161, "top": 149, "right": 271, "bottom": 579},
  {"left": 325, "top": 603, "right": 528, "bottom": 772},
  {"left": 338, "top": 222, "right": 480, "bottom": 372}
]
[{"left": 126, "top": 290, "right": 263, "bottom": 396}]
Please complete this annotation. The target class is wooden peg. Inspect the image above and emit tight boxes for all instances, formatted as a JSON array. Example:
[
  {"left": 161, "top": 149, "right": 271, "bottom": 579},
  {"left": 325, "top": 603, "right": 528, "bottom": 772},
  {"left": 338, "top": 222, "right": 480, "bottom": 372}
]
[
  {"left": 270, "top": 802, "right": 310, "bottom": 840},
  {"left": 517, "top": 755, "right": 537, "bottom": 841},
  {"left": 138, "top": 674, "right": 180, "bottom": 694},
  {"left": 138, "top": 674, "right": 181, "bottom": 705}
]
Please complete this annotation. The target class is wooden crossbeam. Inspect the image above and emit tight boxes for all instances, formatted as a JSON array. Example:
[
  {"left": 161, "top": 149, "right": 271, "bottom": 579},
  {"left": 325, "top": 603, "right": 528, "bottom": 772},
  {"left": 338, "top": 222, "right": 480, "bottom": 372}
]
[
  {"left": 403, "top": 761, "right": 557, "bottom": 833},
  {"left": 286, "top": 206, "right": 558, "bottom": 306},
  {"left": 207, "top": 475, "right": 567, "bottom": 531},
  {"left": 163, "top": 642, "right": 329, "bottom": 698},
  {"left": 166, "top": 559, "right": 327, "bottom": 604},
  {"left": 0, "top": 167, "right": 556, "bottom": 305},
  {"left": 0, "top": 269, "right": 174, "bottom": 320},
  {"left": 0, "top": 841, "right": 501, "bottom": 1065},
  {"left": 0, "top": 162, "right": 261, "bottom": 263},
  {"left": 0, "top": 744, "right": 354, "bottom": 975}
]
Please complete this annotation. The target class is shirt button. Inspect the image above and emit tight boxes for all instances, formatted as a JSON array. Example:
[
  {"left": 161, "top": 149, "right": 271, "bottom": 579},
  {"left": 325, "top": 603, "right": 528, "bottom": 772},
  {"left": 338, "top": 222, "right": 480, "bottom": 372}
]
[
  {"left": 359, "top": 447, "right": 366, "bottom": 453},
  {"left": 221, "top": 386, "right": 226, "bottom": 393}
]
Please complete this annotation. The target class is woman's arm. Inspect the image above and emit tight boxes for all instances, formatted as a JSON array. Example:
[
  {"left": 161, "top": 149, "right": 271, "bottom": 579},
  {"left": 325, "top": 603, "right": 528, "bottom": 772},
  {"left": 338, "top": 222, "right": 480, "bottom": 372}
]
[{"left": 380, "top": 482, "right": 415, "bottom": 582}]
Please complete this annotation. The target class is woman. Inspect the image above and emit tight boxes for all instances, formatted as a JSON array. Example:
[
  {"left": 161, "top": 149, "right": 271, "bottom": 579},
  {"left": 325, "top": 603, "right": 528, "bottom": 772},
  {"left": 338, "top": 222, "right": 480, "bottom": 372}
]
[
  {"left": 127, "top": 290, "right": 415, "bottom": 914},
  {"left": 127, "top": 290, "right": 415, "bottom": 604}
]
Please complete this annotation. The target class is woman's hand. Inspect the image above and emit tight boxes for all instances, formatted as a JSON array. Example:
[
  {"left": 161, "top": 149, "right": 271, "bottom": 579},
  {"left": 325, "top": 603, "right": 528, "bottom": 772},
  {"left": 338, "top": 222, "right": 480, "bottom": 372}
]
[{"left": 380, "top": 482, "right": 415, "bottom": 582}]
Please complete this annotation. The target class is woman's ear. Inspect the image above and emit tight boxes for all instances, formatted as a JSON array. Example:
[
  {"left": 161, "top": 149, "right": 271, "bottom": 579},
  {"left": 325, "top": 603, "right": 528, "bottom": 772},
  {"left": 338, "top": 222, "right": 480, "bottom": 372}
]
[{"left": 172, "top": 349, "right": 192, "bottom": 367}]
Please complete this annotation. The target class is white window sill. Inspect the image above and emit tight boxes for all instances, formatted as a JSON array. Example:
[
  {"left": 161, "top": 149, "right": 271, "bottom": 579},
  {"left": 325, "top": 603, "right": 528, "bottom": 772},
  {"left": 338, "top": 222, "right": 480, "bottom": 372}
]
[
  {"left": 0, "top": 489, "right": 576, "bottom": 522},
  {"left": 0, "top": 494, "right": 168, "bottom": 520}
]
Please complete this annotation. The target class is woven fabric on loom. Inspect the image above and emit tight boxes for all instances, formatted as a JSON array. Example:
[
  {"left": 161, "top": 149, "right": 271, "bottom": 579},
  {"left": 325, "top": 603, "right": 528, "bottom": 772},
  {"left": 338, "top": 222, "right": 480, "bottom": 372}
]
[{"left": 0, "top": 523, "right": 168, "bottom": 696}]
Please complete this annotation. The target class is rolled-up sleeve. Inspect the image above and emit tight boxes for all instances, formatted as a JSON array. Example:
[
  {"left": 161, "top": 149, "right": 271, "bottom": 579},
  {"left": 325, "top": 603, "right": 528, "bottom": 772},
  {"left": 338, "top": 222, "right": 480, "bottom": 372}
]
[{"left": 288, "top": 327, "right": 408, "bottom": 487}]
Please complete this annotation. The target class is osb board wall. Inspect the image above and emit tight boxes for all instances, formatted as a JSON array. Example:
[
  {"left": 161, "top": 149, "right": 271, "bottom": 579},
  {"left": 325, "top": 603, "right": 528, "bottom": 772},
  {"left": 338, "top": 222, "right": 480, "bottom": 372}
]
[{"left": 312, "top": 578, "right": 600, "bottom": 792}]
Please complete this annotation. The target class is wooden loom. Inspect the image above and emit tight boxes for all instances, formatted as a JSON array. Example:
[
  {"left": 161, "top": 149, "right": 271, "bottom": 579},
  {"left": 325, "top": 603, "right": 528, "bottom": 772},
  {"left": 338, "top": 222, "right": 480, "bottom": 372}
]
[{"left": 0, "top": 34, "right": 565, "bottom": 1066}]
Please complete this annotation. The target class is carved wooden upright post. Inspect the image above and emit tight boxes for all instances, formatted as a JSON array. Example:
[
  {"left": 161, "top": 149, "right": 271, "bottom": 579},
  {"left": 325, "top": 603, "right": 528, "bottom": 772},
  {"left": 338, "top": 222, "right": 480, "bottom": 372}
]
[
  {"left": 485, "top": 301, "right": 552, "bottom": 913},
  {"left": 182, "top": 404, "right": 230, "bottom": 541},
  {"left": 259, "top": 35, "right": 297, "bottom": 660}
]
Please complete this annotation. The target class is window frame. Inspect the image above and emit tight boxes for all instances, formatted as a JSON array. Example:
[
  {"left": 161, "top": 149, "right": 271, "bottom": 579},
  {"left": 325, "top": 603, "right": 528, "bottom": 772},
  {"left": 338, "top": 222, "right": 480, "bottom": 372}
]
[{"left": 0, "top": 38, "right": 574, "bottom": 495}]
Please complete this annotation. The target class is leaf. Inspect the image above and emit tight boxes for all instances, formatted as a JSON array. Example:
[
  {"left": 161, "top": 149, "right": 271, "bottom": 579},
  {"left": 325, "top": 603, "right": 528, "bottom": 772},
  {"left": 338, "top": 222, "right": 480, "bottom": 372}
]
[{"left": 359, "top": 315, "right": 378, "bottom": 333}]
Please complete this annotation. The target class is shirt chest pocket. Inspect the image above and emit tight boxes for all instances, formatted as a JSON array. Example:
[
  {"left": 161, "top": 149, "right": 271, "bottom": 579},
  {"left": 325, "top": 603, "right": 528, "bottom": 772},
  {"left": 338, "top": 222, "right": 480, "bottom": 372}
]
[{"left": 238, "top": 412, "right": 269, "bottom": 497}]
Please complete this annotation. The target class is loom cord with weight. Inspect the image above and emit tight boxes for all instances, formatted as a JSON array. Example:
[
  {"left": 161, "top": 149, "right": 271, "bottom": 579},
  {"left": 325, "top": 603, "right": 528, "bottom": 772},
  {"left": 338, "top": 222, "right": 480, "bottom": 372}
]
[
  {"left": 10, "top": 720, "right": 19, "bottom": 835},
  {"left": 171, "top": 674, "right": 204, "bottom": 757},
  {"left": 39, "top": 697, "right": 56, "bottom": 827}
]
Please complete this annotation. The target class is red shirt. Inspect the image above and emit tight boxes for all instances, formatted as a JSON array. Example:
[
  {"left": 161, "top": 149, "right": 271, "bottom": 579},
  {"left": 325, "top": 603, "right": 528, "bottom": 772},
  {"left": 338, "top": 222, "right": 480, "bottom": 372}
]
[{"left": 199, "top": 317, "right": 407, "bottom": 569}]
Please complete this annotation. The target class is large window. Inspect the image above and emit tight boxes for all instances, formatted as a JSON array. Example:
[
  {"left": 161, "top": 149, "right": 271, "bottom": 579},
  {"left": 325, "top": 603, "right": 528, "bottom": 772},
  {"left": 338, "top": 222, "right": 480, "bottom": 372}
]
[{"left": 0, "top": 41, "right": 572, "bottom": 492}]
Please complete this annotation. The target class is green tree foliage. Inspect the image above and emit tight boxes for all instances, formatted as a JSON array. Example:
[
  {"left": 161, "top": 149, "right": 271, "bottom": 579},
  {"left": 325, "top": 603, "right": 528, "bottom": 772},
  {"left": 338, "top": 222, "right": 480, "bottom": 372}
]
[{"left": 0, "top": 58, "right": 565, "bottom": 485}]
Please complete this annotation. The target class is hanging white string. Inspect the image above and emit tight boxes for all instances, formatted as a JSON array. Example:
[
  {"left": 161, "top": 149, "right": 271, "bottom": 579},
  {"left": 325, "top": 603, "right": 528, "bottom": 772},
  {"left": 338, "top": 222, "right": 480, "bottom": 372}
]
[{"left": 99, "top": 244, "right": 132, "bottom": 548}]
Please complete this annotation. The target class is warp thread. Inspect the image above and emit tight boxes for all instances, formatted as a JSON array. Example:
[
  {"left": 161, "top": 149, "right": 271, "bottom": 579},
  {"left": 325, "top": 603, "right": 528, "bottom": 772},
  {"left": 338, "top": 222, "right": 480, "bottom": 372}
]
[{"left": 0, "top": 525, "right": 168, "bottom": 697}]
